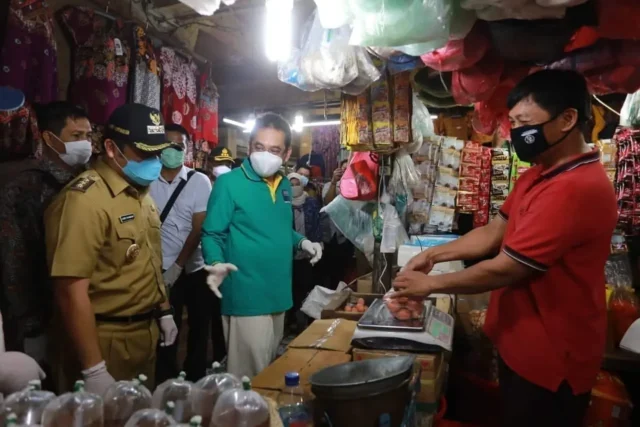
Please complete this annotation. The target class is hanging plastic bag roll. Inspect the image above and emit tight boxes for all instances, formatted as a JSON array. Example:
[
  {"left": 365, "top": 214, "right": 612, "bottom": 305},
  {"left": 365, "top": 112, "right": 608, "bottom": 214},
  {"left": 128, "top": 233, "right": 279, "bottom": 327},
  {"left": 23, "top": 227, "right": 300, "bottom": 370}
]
[
  {"left": 322, "top": 196, "right": 376, "bottom": 263},
  {"left": 349, "top": 0, "right": 452, "bottom": 48}
]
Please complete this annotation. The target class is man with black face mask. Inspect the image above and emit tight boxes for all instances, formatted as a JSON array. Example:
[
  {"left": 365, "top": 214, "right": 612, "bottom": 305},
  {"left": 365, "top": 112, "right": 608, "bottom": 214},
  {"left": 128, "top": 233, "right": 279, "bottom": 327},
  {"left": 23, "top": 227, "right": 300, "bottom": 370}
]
[{"left": 392, "top": 70, "right": 617, "bottom": 427}]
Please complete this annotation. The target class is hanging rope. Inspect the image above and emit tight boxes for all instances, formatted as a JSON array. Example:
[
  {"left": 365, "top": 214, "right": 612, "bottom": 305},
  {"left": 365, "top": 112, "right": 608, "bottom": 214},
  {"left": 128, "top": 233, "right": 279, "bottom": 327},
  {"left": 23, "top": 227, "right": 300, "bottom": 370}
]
[{"left": 593, "top": 94, "right": 621, "bottom": 117}]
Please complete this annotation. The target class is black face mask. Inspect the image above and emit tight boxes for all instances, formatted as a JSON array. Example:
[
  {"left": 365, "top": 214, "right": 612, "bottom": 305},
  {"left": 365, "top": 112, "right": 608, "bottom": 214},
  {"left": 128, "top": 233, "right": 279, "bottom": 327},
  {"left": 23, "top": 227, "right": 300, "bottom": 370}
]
[{"left": 510, "top": 116, "right": 575, "bottom": 163}]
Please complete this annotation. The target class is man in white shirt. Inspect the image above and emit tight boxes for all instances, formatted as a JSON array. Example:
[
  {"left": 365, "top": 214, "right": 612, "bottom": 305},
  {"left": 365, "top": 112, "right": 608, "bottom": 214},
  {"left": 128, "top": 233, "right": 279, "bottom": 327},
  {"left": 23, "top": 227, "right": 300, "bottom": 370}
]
[{"left": 150, "top": 124, "right": 223, "bottom": 382}]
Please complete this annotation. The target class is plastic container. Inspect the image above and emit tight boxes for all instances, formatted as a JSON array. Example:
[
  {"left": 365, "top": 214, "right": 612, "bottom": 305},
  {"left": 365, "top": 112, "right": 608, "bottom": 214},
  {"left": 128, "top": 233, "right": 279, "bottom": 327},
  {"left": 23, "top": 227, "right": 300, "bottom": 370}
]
[
  {"left": 104, "top": 375, "right": 153, "bottom": 427},
  {"left": 151, "top": 372, "right": 194, "bottom": 423},
  {"left": 1, "top": 379, "right": 56, "bottom": 425},
  {"left": 210, "top": 377, "right": 270, "bottom": 427},
  {"left": 124, "top": 401, "right": 177, "bottom": 427},
  {"left": 277, "top": 372, "right": 311, "bottom": 427},
  {"left": 192, "top": 363, "right": 241, "bottom": 427},
  {"left": 42, "top": 380, "right": 104, "bottom": 427}
]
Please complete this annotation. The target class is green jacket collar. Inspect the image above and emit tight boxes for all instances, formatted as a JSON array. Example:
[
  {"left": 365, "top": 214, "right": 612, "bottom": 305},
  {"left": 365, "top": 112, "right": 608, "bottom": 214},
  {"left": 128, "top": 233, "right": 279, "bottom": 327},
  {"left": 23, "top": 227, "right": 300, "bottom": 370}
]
[{"left": 240, "top": 157, "right": 284, "bottom": 182}]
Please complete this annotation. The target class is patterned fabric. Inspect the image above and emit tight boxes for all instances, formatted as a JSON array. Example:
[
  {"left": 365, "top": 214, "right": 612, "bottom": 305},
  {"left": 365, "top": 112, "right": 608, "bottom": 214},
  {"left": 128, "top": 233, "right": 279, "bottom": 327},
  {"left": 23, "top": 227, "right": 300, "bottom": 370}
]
[
  {"left": 0, "top": 104, "right": 41, "bottom": 161},
  {"left": 195, "top": 71, "right": 219, "bottom": 148},
  {"left": 60, "top": 6, "right": 130, "bottom": 127},
  {"left": 0, "top": 158, "right": 76, "bottom": 349},
  {"left": 293, "top": 197, "right": 322, "bottom": 260},
  {"left": 0, "top": 0, "right": 57, "bottom": 103},
  {"left": 311, "top": 125, "right": 340, "bottom": 179},
  {"left": 131, "top": 25, "right": 160, "bottom": 110},
  {"left": 160, "top": 47, "right": 198, "bottom": 136}
]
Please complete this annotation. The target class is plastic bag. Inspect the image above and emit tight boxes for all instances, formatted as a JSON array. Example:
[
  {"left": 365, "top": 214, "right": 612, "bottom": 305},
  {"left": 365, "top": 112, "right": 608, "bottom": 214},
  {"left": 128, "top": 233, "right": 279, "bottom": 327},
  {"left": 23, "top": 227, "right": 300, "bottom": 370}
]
[
  {"left": 620, "top": 90, "right": 640, "bottom": 128},
  {"left": 42, "top": 381, "right": 104, "bottom": 427},
  {"left": 420, "top": 23, "right": 490, "bottom": 72},
  {"left": 151, "top": 373, "right": 195, "bottom": 423},
  {"left": 389, "top": 149, "right": 421, "bottom": 200},
  {"left": 451, "top": 51, "right": 503, "bottom": 105},
  {"left": 124, "top": 406, "right": 177, "bottom": 427},
  {"left": 610, "top": 287, "right": 640, "bottom": 347},
  {"left": 382, "top": 290, "right": 425, "bottom": 320},
  {"left": 547, "top": 41, "right": 616, "bottom": 74},
  {"left": 410, "top": 92, "right": 434, "bottom": 153},
  {"left": 177, "top": 0, "right": 221, "bottom": 16},
  {"left": 341, "top": 152, "right": 379, "bottom": 201},
  {"left": 380, "top": 200, "right": 409, "bottom": 253},
  {"left": 450, "top": 0, "right": 477, "bottom": 40},
  {"left": 322, "top": 196, "right": 376, "bottom": 263},
  {"left": 103, "top": 376, "right": 152, "bottom": 427},
  {"left": 192, "top": 363, "right": 241, "bottom": 427},
  {"left": 210, "top": 378, "right": 269, "bottom": 427},
  {"left": 349, "top": 0, "right": 452, "bottom": 48},
  {"left": 314, "top": 0, "right": 353, "bottom": 29},
  {"left": 301, "top": 282, "right": 349, "bottom": 319},
  {"left": 278, "top": 11, "right": 380, "bottom": 94},
  {"left": 1, "top": 380, "right": 55, "bottom": 425}
]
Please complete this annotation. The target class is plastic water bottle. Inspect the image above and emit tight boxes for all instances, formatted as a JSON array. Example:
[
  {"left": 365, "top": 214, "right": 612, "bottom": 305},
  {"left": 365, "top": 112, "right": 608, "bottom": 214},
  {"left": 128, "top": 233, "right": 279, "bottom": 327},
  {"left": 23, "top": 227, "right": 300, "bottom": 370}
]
[{"left": 277, "top": 372, "right": 311, "bottom": 427}]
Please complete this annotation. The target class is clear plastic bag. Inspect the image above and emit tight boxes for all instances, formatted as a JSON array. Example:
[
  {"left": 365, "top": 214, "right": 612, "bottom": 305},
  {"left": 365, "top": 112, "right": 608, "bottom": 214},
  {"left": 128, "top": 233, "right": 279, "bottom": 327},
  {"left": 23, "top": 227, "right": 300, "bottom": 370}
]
[
  {"left": 380, "top": 197, "right": 410, "bottom": 253},
  {"left": 42, "top": 381, "right": 104, "bottom": 427},
  {"left": 151, "top": 373, "right": 195, "bottom": 423},
  {"left": 382, "top": 290, "right": 425, "bottom": 320},
  {"left": 210, "top": 378, "right": 269, "bottom": 427},
  {"left": 389, "top": 149, "right": 421, "bottom": 200},
  {"left": 104, "top": 375, "right": 153, "bottom": 427},
  {"left": 349, "top": 0, "right": 452, "bottom": 48},
  {"left": 1, "top": 380, "right": 55, "bottom": 425},
  {"left": 177, "top": 0, "right": 221, "bottom": 16},
  {"left": 322, "top": 196, "right": 376, "bottom": 263},
  {"left": 313, "top": 0, "right": 353, "bottom": 29},
  {"left": 192, "top": 363, "right": 241, "bottom": 427},
  {"left": 278, "top": 11, "right": 380, "bottom": 94},
  {"left": 123, "top": 405, "right": 177, "bottom": 427},
  {"left": 621, "top": 90, "right": 640, "bottom": 129}
]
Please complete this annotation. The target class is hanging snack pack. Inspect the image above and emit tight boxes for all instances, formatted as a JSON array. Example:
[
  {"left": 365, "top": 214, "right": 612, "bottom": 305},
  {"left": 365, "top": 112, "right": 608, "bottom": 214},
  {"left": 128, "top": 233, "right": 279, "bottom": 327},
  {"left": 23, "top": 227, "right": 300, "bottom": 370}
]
[
  {"left": 489, "top": 146, "right": 511, "bottom": 218},
  {"left": 210, "top": 377, "right": 270, "bottom": 427},
  {"left": 151, "top": 372, "right": 195, "bottom": 423},
  {"left": 456, "top": 142, "right": 482, "bottom": 213},
  {"left": 124, "top": 402, "right": 177, "bottom": 427},
  {"left": 42, "top": 381, "right": 104, "bottom": 427},
  {"left": 192, "top": 363, "right": 242, "bottom": 427},
  {"left": 104, "top": 375, "right": 153, "bottom": 427},
  {"left": 1, "top": 380, "right": 55, "bottom": 425}
]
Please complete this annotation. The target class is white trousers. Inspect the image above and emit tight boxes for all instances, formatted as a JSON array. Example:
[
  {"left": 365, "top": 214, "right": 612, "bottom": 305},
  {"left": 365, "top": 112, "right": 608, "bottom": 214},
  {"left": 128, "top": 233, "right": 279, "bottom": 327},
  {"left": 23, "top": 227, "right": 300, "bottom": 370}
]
[{"left": 222, "top": 313, "right": 285, "bottom": 378}]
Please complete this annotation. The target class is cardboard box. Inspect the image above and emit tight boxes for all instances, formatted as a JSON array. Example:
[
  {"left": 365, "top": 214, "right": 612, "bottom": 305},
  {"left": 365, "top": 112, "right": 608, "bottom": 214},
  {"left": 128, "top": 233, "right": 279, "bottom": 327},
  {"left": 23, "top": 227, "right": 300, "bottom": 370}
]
[
  {"left": 321, "top": 291, "right": 383, "bottom": 321},
  {"left": 417, "top": 361, "right": 447, "bottom": 404},
  {"left": 357, "top": 274, "right": 373, "bottom": 293},
  {"left": 288, "top": 319, "right": 357, "bottom": 353},
  {"left": 252, "top": 348, "right": 351, "bottom": 397},
  {"left": 352, "top": 348, "right": 442, "bottom": 380}
]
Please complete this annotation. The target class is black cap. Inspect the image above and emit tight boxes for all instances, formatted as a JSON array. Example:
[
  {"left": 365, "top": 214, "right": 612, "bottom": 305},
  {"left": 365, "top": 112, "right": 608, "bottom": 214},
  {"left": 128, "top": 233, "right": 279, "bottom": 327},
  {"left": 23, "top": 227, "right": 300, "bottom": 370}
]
[
  {"left": 105, "top": 104, "right": 172, "bottom": 152},
  {"left": 209, "top": 146, "right": 234, "bottom": 162}
]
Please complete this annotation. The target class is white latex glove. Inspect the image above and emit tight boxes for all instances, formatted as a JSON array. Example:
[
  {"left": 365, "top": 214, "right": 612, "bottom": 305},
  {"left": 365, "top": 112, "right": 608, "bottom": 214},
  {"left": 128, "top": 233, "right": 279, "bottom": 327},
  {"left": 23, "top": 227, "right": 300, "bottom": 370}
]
[
  {"left": 158, "top": 315, "right": 178, "bottom": 347},
  {"left": 300, "top": 240, "right": 323, "bottom": 265},
  {"left": 82, "top": 361, "right": 115, "bottom": 397},
  {"left": 163, "top": 263, "right": 183, "bottom": 288},
  {"left": 204, "top": 263, "right": 238, "bottom": 298}
]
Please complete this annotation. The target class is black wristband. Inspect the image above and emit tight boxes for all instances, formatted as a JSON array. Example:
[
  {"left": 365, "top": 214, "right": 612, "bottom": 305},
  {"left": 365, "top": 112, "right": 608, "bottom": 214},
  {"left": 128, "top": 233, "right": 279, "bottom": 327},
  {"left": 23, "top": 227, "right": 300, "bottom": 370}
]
[{"left": 156, "top": 307, "right": 174, "bottom": 318}]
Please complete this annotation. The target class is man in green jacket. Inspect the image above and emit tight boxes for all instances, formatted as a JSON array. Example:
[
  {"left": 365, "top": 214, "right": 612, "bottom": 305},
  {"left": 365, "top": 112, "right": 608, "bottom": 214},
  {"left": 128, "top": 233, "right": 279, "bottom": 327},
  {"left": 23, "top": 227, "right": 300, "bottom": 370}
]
[{"left": 201, "top": 113, "right": 323, "bottom": 378}]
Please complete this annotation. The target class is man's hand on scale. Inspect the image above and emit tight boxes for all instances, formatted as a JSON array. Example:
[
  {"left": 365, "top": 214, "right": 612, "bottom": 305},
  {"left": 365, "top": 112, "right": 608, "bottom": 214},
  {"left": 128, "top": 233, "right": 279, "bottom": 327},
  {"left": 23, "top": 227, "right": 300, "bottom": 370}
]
[{"left": 392, "top": 270, "right": 437, "bottom": 299}]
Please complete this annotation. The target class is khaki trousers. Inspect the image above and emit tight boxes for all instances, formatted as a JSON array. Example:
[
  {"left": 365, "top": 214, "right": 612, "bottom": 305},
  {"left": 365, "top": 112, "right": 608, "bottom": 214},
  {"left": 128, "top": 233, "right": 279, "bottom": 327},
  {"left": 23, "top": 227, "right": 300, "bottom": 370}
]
[
  {"left": 51, "top": 319, "right": 159, "bottom": 393},
  {"left": 222, "top": 313, "right": 285, "bottom": 379}
]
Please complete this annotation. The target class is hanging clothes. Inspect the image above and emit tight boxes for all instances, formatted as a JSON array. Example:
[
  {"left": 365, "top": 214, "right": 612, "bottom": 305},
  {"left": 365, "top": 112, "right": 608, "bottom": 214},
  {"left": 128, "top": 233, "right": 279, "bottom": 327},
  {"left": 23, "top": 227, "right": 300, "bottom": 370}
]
[
  {"left": 0, "top": 103, "right": 41, "bottom": 161},
  {"left": 59, "top": 6, "right": 131, "bottom": 126},
  {"left": 194, "top": 71, "right": 219, "bottom": 148},
  {"left": 131, "top": 25, "right": 160, "bottom": 110},
  {"left": 0, "top": 0, "right": 57, "bottom": 104},
  {"left": 160, "top": 47, "right": 198, "bottom": 136}
]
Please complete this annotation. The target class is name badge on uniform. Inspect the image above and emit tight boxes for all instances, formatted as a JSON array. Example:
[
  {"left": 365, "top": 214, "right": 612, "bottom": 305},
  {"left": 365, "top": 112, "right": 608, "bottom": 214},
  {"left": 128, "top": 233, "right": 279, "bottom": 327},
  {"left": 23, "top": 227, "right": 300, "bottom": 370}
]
[
  {"left": 282, "top": 189, "right": 291, "bottom": 203},
  {"left": 119, "top": 214, "right": 135, "bottom": 223}
]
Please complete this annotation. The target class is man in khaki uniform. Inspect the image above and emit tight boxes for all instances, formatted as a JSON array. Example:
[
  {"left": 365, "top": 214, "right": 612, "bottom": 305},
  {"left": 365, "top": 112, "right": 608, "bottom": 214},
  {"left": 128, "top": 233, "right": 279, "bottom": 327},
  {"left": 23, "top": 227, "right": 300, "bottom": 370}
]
[{"left": 44, "top": 104, "right": 178, "bottom": 395}]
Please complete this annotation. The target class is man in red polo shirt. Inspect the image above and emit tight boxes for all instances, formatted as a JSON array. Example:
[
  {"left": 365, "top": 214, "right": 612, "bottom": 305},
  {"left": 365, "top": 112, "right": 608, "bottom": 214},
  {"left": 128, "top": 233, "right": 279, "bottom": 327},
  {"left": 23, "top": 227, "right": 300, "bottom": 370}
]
[{"left": 395, "top": 70, "right": 617, "bottom": 427}]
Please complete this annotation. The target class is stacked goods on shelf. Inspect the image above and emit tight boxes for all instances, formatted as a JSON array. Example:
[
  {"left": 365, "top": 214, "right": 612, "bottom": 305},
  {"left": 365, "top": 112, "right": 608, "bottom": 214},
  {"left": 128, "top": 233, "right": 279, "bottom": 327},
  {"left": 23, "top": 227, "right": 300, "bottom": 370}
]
[
  {"left": 429, "top": 137, "right": 464, "bottom": 233},
  {"left": 473, "top": 147, "right": 492, "bottom": 228},
  {"left": 409, "top": 136, "right": 443, "bottom": 235},
  {"left": 457, "top": 142, "right": 483, "bottom": 214},
  {"left": 613, "top": 127, "right": 640, "bottom": 235},
  {"left": 508, "top": 151, "right": 530, "bottom": 192},
  {"left": 597, "top": 139, "right": 617, "bottom": 184},
  {"left": 489, "top": 147, "right": 510, "bottom": 219}
]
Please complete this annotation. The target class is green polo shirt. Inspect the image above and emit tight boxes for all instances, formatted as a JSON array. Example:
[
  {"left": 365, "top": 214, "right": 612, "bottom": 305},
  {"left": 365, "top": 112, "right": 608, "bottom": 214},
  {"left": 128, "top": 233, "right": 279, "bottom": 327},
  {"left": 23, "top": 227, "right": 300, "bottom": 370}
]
[{"left": 201, "top": 159, "right": 305, "bottom": 316}]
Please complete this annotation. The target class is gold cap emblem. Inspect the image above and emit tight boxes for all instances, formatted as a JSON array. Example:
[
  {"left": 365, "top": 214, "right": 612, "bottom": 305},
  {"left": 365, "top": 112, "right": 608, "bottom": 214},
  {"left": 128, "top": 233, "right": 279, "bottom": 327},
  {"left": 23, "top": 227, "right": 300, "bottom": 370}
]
[{"left": 150, "top": 113, "right": 161, "bottom": 126}]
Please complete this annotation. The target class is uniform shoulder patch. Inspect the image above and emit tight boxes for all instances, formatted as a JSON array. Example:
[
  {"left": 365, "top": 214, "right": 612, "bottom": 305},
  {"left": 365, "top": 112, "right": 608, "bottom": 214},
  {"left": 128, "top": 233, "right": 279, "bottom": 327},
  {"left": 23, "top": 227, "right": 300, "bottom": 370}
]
[{"left": 70, "top": 176, "right": 97, "bottom": 193}]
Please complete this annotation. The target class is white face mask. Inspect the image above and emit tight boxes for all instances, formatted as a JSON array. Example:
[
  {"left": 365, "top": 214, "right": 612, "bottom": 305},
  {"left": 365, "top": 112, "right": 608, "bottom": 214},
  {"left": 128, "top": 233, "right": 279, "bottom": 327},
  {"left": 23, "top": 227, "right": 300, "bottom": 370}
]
[
  {"left": 250, "top": 151, "right": 283, "bottom": 178},
  {"left": 291, "top": 185, "right": 304, "bottom": 198},
  {"left": 213, "top": 165, "right": 232, "bottom": 177},
  {"left": 49, "top": 133, "right": 92, "bottom": 167}
]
